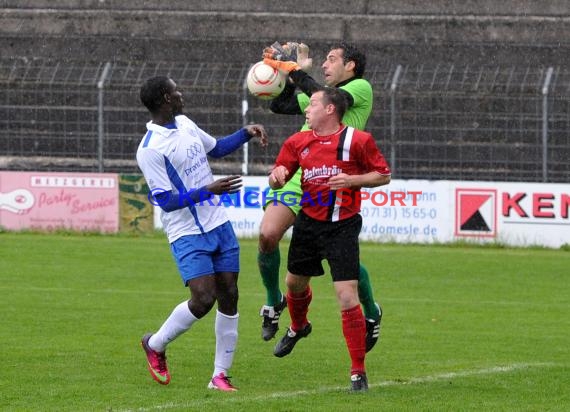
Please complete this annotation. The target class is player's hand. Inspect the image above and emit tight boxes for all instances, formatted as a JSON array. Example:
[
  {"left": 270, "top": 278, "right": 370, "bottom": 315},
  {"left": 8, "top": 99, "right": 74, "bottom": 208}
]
[
  {"left": 328, "top": 173, "right": 354, "bottom": 190},
  {"left": 269, "top": 166, "right": 289, "bottom": 188},
  {"left": 263, "top": 41, "right": 298, "bottom": 61},
  {"left": 296, "top": 43, "right": 313, "bottom": 72},
  {"left": 206, "top": 175, "right": 243, "bottom": 195},
  {"left": 262, "top": 41, "right": 310, "bottom": 72},
  {"left": 262, "top": 41, "right": 301, "bottom": 73},
  {"left": 245, "top": 124, "right": 269, "bottom": 147},
  {"left": 284, "top": 42, "right": 299, "bottom": 59}
]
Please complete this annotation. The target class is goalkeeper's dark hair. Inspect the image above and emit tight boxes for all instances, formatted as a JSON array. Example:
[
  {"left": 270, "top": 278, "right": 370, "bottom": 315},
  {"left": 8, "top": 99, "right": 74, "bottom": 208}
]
[
  {"left": 320, "top": 87, "right": 348, "bottom": 121},
  {"left": 140, "top": 76, "right": 172, "bottom": 113},
  {"left": 329, "top": 42, "right": 366, "bottom": 78}
]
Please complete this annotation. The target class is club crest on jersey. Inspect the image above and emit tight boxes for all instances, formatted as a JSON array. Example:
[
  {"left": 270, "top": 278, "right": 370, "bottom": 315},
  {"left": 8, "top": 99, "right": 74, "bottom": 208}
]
[
  {"left": 301, "top": 147, "right": 309, "bottom": 159},
  {"left": 187, "top": 143, "right": 202, "bottom": 159}
]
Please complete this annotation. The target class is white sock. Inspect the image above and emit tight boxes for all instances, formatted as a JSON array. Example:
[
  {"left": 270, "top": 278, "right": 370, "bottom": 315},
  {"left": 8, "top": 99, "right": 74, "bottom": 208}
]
[
  {"left": 213, "top": 310, "right": 239, "bottom": 377},
  {"left": 149, "top": 301, "right": 198, "bottom": 352}
]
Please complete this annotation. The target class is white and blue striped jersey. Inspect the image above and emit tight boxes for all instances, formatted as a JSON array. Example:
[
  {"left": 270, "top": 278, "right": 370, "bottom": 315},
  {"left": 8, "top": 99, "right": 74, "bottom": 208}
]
[{"left": 136, "top": 115, "right": 229, "bottom": 243}]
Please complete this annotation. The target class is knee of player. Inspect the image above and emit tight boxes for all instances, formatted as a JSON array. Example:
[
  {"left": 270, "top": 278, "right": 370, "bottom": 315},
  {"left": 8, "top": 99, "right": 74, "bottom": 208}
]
[
  {"left": 224, "top": 283, "right": 239, "bottom": 302},
  {"left": 285, "top": 274, "right": 308, "bottom": 293},
  {"left": 334, "top": 282, "right": 359, "bottom": 308},
  {"left": 258, "top": 231, "right": 281, "bottom": 252},
  {"left": 191, "top": 292, "right": 217, "bottom": 315}
]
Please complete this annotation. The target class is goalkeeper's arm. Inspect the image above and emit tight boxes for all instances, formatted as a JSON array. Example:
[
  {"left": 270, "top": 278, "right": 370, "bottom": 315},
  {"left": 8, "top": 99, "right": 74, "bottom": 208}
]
[
  {"left": 289, "top": 70, "right": 355, "bottom": 107},
  {"left": 268, "top": 70, "right": 323, "bottom": 114},
  {"left": 289, "top": 70, "right": 321, "bottom": 97},
  {"left": 269, "top": 81, "right": 302, "bottom": 115},
  {"left": 270, "top": 71, "right": 355, "bottom": 114}
]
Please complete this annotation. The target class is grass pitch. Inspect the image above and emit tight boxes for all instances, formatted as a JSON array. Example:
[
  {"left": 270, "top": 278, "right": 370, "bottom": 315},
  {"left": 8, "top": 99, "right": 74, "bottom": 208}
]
[{"left": 0, "top": 232, "right": 568, "bottom": 411}]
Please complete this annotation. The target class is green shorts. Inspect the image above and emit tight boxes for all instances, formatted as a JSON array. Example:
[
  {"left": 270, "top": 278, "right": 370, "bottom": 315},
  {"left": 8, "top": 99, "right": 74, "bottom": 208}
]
[{"left": 264, "top": 169, "right": 303, "bottom": 215}]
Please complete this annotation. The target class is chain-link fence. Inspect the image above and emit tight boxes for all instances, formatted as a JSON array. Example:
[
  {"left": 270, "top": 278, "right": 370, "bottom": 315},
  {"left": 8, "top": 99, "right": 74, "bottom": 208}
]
[{"left": 0, "top": 58, "right": 568, "bottom": 182}]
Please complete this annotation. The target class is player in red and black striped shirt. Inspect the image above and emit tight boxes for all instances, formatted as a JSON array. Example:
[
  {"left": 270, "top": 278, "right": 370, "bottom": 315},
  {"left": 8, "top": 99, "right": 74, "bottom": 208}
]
[{"left": 269, "top": 87, "right": 391, "bottom": 391}]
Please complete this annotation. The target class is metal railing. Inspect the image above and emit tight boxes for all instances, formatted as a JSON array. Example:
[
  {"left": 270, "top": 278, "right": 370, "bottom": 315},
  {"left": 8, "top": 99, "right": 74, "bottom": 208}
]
[{"left": 0, "top": 58, "right": 568, "bottom": 183}]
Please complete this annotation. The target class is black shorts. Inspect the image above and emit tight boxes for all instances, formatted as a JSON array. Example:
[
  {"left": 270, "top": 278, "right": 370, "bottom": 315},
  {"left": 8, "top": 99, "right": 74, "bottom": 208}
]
[{"left": 287, "top": 211, "right": 362, "bottom": 282}]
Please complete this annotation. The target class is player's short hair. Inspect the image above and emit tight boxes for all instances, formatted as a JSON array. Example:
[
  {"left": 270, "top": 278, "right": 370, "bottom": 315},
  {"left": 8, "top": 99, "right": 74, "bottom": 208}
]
[
  {"left": 329, "top": 42, "right": 366, "bottom": 78},
  {"left": 140, "top": 76, "right": 172, "bottom": 113},
  {"left": 320, "top": 87, "right": 348, "bottom": 121}
]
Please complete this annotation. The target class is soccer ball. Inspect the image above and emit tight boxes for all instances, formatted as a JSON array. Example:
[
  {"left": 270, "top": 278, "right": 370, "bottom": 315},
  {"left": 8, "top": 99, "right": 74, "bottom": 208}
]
[{"left": 246, "top": 61, "right": 286, "bottom": 100}]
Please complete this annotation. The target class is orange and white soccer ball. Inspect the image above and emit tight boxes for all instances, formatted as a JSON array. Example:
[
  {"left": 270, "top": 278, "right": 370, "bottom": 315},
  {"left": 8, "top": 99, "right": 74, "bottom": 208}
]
[{"left": 246, "top": 61, "right": 286, "bottom": 100}]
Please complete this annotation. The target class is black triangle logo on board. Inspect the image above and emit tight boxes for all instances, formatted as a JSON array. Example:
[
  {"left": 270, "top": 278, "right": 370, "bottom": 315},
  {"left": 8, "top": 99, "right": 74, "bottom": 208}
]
[{"left": 460, "top": 210, "right": 490, "bottom": 232}]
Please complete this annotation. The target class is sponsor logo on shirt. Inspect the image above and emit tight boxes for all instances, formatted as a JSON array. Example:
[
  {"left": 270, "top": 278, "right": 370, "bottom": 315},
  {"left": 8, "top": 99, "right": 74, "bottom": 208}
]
[{"left": 302, "top": 165, "right": 343, "bottom": 181}]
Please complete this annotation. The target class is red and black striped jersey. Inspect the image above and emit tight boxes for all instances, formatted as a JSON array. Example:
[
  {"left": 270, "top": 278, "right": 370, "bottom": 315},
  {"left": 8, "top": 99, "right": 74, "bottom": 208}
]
[{"left": 274, "top": 125, "right": 391, "bottom": 222}]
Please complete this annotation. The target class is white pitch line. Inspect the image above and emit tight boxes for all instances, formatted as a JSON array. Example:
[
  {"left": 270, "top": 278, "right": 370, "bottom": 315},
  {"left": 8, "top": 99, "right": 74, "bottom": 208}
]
[
  {"left": 124, "top": 362, "right": 555, "bottom": 412},
  {"left": 372, "top": 362, "right": 555, "bottom": 388}
]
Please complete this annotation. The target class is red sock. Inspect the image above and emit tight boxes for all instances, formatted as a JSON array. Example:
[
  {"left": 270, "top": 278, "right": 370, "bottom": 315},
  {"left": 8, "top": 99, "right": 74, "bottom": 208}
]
[
  {"left": 342, "top": 304, "right": 366, "bottom": 375},
  {"left": 287, "top": 286, "right": 312, "bottom": 332}
]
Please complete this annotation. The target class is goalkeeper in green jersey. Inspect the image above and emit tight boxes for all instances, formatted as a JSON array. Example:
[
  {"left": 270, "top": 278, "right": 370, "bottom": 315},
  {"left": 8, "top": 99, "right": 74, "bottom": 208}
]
[{"left": 258, "top": 42, "right": 382, "bottom": 352}]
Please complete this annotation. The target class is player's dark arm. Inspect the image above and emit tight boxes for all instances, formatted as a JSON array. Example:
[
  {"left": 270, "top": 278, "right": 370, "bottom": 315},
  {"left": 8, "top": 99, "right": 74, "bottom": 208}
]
[
  {"left": 269, "top": 70, "right": 323, "bottom": 114},
  {"left": 269, "top": 81, "right": 302, "bottom": 114},
  {"left": 290, "top": 70, "right": 355, "bottom": 106},
  {"left": 289, "top": 70, "right": 321, "bottom": 96},
  {"left": 271, "top": 71, "right": 355, "bottom": 114}
]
